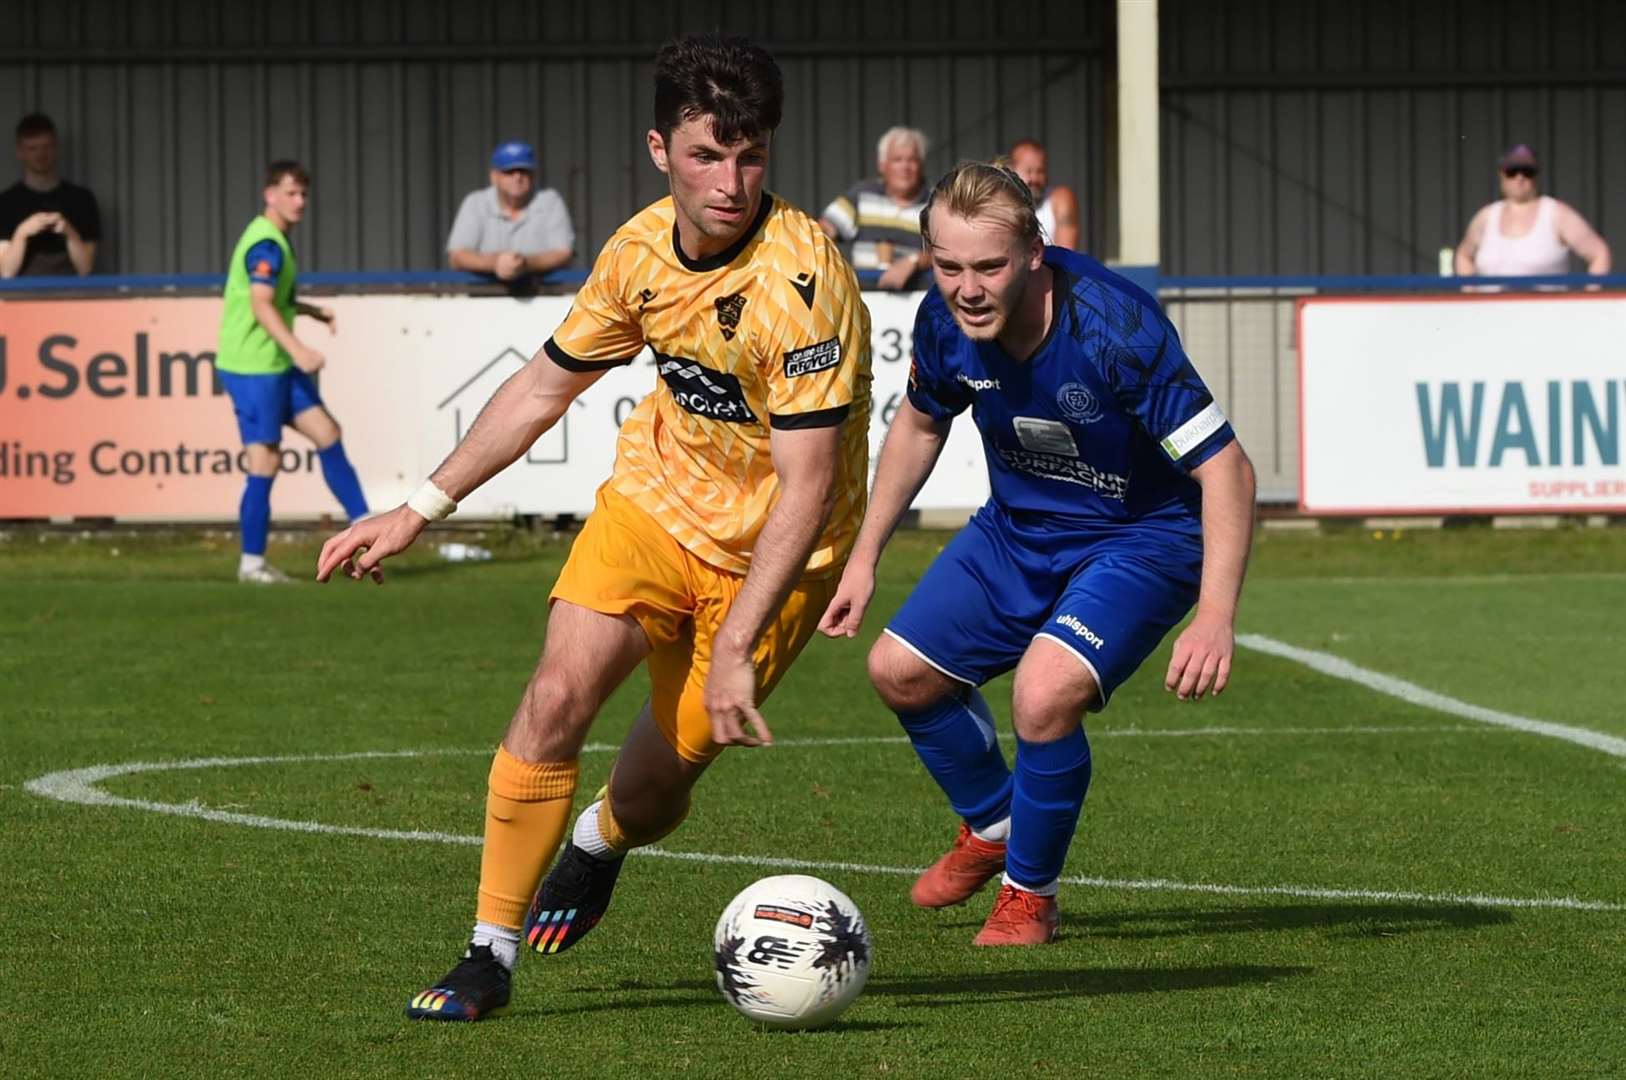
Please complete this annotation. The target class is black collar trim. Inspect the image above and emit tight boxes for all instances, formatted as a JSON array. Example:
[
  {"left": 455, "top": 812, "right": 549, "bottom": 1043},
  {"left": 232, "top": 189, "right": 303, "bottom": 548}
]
[{"left": 672, "top": 193, "right": 774, "bottom": 272}]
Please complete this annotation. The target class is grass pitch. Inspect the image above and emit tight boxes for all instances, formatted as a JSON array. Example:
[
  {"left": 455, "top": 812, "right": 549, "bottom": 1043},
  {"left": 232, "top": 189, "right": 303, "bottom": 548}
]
[{"left": 3, "top": 522, "right": 1624, "bottom": 1078}]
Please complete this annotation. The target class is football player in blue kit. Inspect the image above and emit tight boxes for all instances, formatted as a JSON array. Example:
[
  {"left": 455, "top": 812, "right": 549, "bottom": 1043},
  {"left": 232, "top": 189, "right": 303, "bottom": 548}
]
[{"left": 818, "top": 161, "right": 1256, "bottom": 945}]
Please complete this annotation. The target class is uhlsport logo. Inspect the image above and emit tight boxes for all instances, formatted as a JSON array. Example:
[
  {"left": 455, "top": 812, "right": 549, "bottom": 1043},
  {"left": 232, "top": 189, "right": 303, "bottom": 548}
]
[
  {"left": 1055, "top": 613, "right": 1104, "bottom": 650},
  {"left": 957, "top": 372, "right": 1001, "bottom": 391}
]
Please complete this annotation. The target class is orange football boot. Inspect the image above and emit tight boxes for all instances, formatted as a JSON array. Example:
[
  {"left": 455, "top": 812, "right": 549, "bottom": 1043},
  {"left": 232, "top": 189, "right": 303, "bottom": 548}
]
[
  {"left": 972, "top": 883, "right": 1060, "bottom": 946},
  {"left": 910, "top": 822, "right": 1007, "bottom": 908}
]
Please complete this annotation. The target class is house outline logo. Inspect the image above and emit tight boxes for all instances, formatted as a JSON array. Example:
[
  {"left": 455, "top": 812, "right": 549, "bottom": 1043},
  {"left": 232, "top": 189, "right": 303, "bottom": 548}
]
[{"left": 436, "top": 346, "right": 585, "bottom": 465}]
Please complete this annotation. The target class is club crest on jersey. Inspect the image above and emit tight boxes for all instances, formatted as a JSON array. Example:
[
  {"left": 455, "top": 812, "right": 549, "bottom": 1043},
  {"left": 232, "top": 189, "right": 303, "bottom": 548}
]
[
  {"left": 1057, "top": 381, "right": 1102, "bottom": 424},
  {"left": 715, "top": 292, "right": 747, "bottom": 340},
  {"left": 784, "top": 338, "right": 841, "bottom": 378}
]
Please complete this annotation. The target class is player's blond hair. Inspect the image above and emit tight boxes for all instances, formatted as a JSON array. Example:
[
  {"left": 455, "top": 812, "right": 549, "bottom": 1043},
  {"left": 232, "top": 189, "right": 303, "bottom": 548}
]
[{"left": 919, "top": 159, "right": 1041, "bottom": 247}]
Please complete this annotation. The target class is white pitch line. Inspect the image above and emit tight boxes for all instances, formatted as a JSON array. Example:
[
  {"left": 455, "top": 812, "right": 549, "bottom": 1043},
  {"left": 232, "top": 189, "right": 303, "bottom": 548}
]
[
  {"left": 1239, "top": 634, "right": 1626, "bottom": 759},
  {"left": 22, "top": 746, "right": 1623, "bottom": 915}
]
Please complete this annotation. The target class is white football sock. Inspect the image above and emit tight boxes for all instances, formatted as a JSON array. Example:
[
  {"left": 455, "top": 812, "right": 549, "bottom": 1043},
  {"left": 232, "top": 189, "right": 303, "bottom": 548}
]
[
  {"left": 239, "top": 553, "right": 265, "bottom": 573},
  {"left": 470, "top": 921, "right": 520, "bottom": 971},
  {"left": 572, "top": 800, "right": 616, "bottom": 860},
  {"left": 972, "top": 817, "right": 1010, "bottom": 842},
  {"left": 995, "top": 871, "right": 1060, "bottom": 897},
  {"left": 1002, "top": 872, "right": 1058, "bottom": 897}
]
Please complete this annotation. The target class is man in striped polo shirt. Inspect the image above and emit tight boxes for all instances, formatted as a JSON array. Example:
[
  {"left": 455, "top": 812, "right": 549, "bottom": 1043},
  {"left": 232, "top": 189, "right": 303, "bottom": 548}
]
[
  {"left": 216, "top": 160, "right": 368, "bottom": 583},
  {"left": 819, "top": 126, "right": 932, "bottom": 290}
]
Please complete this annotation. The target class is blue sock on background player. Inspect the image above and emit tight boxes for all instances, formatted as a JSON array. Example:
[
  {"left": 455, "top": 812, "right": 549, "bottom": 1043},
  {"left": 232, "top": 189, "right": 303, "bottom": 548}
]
[
  {"left": 1005, "top": 727, "right": 1091, "bottom": 894},
  {"left": 897, "top": 689, "right": 1012, "bottom": 832},
  {"left": 317, "top": 441, "right": 369, "bottom": 521},
  {"left": 240, "top": 474, "right": 274, "bottom": 557}
]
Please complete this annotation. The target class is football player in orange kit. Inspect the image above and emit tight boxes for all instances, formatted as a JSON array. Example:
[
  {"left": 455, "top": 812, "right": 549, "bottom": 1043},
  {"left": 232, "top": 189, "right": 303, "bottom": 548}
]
[{"left": 316, "top": 32, "right": 872, "bottom": 1022}]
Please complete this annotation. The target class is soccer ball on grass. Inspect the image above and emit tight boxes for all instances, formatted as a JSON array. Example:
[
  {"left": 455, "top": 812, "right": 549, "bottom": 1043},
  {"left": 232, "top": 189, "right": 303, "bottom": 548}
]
[{"left": 712, "top": 874, "right": 871, "bottom": 1029}]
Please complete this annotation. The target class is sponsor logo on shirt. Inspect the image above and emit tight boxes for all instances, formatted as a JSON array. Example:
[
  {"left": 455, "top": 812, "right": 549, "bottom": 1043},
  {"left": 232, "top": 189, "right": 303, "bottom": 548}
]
[
  {"left": 994, "top": 445, "right": 1128, "bottom": 500},
  {"left": 784, "top": 337, "right": 841, "bottom": 378},
  {"left": 956, "top": 373, "right": 1001, "bottom": 391},
  {"left": 1055, "top": 613, "right": 1105, "bottom": 650},
  {"left": 1013, "top": 417, "right": 1079, "bottom": 457},
  {"left": 1161, "top": 401, "right": 1227, "bottom": 460},
  {"left": 655, "top": 352, "right": 757, "bottom": 424}
]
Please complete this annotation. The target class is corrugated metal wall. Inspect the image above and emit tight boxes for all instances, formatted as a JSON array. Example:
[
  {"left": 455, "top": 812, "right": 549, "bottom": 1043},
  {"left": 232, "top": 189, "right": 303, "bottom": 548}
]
[
  {"left": 1162, "top": 0, "right": 1626, "bottom": 276},
  {"left": 0, "top": 0, "right": 1108, "bottom": 275}
]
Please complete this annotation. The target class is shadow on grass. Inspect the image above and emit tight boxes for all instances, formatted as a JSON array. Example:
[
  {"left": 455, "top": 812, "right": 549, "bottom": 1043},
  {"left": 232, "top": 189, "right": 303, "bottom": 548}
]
[
  {"left": 864, "top": 963, "right": 1307, "bottom": 1005},
  {"left": 540, "top": 962, "right": 1305, "bottom": 1016},
  {"left": 1067, "top": 903, "right": 1513, "bottom": 940},
  {"left": 933, "top": 902, "right": 1517, "bottom": 941},
  {"left": 514, "top": 988, "right": 919, "bottom": 1030}
]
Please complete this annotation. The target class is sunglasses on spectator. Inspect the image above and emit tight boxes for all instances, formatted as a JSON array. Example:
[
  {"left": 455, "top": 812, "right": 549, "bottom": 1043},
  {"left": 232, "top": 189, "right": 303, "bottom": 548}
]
[{"left": 1502, "top": 166, "right": 1537, "bottom": 179}]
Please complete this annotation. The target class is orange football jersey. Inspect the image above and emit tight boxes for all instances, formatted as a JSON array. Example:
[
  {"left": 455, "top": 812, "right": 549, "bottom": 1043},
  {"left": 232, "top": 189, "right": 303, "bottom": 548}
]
[{"left": 547, "top": 193, "right": 873, "bottom": 574}]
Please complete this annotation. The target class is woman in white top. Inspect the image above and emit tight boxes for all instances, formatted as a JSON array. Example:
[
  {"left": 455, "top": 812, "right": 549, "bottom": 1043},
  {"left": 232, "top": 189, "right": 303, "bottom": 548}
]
[{"left": 1455, "top": 145, "right": 1610, "bottom": 278}]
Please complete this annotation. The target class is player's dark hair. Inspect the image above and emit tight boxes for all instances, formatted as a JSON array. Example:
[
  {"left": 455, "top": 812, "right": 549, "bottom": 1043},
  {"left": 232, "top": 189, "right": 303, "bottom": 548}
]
[
  {"left": 15, "top": 112, "right": 56, "bottom": 142},
  {"left": 265, "top": 159, "right": 310, "bottom": 189},
  {"left": 653, "top": 34, "right": 783, "bottom": 145}
]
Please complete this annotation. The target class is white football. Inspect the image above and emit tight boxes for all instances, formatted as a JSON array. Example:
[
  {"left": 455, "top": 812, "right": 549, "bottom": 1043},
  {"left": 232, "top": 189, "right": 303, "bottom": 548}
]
[{"left": 712, "top": 874, "right": 872, "bottom": 1030}]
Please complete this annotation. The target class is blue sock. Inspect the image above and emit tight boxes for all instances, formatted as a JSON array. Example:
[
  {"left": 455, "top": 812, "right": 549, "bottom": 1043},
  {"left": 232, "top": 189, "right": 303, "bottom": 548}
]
[
  {"left": 317, "top": 441, "right": 369, "bottom": 521},
  {"left": 240, "top": 474, "right": 274, "bottom": 556},
  {"left": 897, "top": 690, "right": 1012, "bottom": 829},
  {"left": 1006, "top": 727, "right": 1092, "bottom": 890}
]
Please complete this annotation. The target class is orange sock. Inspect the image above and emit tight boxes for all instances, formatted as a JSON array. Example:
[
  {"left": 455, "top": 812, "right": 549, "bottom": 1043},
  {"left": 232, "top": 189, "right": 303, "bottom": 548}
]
[{"left": 475, "top": 745, "right": 579, "bottom": 929}]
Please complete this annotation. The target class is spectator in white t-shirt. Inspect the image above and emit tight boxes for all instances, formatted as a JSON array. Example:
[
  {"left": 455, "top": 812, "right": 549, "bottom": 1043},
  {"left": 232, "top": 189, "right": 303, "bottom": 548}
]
[
  {"left": 447, "top": 141, "right": 574, "bottom": 281},
  {"left": 1455, "top": 145, "right": 1609, "bottom": 278}
]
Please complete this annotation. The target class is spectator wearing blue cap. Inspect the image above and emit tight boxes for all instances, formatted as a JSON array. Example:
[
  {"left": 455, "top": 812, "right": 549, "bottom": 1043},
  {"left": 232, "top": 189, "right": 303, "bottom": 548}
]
[{"left": 447, "top": 140, "right": 574, "bottom": 281}]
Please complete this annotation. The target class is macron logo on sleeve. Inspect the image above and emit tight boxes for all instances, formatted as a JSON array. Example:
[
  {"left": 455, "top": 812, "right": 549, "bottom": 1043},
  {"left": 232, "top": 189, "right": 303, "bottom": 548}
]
[{"left": 1160, "top": 402, "right": 1227, "bottom": 461}]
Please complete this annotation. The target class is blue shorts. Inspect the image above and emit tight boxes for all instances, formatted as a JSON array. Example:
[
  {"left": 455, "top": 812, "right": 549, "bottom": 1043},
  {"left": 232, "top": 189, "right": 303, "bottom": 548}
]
[
  {"left": 885, "top": 502, "right": 1203, "bottom": 709},
  {"left": 219, "top": 369, "right": 324, "bottom": 446}
]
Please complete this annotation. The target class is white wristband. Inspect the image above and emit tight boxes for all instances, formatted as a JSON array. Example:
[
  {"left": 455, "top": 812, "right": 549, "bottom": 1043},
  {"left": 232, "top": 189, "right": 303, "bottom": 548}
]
[{"left": 407, "top": 480, "right": 457, "bottom": 522}]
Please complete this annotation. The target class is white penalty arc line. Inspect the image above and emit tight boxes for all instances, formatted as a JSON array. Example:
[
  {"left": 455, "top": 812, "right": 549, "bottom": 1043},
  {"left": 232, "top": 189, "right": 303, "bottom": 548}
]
[
  {"left": 1238, "top": 634, "right": 1626, "bottom": 760},
  {"left": 23, "top": 742, "right": 1624, "bottom": 915}
]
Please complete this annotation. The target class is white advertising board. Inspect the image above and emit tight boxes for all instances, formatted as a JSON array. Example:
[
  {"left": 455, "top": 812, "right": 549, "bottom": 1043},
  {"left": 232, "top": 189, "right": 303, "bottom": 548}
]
[
  {"left": 1, "top": 290, "right": 990, "bottom": 520},
  {"left": 1298, "top": 295, "right": 1626, "bottom": 514},
  {"left": 395, "top": 290, "right": 989, "bottom": 519}
]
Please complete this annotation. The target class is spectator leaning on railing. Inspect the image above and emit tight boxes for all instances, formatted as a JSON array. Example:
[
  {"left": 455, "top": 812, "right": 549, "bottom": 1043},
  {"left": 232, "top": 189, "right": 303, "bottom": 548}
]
[
  {"left": 0, "top": 112, "right": 101, "bottom": 278},
  {"left": 819, "top": 126, "right": 931, "bottom": 290},
  {"left": 1455, "top": 145, "right": 1610, "bottom": 279},
  {"left": 447, "top": 140, "right": 575, "bottom": 282}
]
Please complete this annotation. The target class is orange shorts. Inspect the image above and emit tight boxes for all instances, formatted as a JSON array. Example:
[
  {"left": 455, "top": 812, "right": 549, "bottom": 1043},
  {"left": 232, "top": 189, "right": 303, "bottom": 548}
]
[{"left": 550, "top": 486, "right": 839, "bottom": 763}]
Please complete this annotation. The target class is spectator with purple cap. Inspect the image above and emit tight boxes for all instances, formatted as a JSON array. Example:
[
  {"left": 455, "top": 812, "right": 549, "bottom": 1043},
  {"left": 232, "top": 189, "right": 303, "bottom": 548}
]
[
  {"left": 447, "top": 140, "right": 574, "bottom": 281},
  {"left": 1455, "top": 144, "right": 1610, "bottom": 279}
]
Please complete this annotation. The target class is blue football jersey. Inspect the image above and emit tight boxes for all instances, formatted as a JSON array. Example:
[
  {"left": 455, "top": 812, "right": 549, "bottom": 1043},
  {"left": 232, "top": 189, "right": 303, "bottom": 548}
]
[{"left": 907, "top": 247, "right": 1234, "bottom": 532}]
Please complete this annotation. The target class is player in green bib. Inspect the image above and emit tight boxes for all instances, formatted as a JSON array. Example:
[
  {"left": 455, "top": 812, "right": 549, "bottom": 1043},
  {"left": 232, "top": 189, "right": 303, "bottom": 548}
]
[{"left": 217, "top": 160, "right": 368, "bottom": 583}]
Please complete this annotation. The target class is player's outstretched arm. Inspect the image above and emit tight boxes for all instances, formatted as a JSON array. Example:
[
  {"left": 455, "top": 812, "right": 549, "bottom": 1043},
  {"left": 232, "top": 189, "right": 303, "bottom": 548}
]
[
  {"left": 1165, "top": 440, "right": 1256, "bottom": 700},
  {"left": 818, "top": 399, "right": 951, "bottom": 638},
  {"left": 705, "top": 424, "right": 843, "bottom": 749},
  {"left": 315, "top": 348, "right": 606, "bottom": 584}
]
